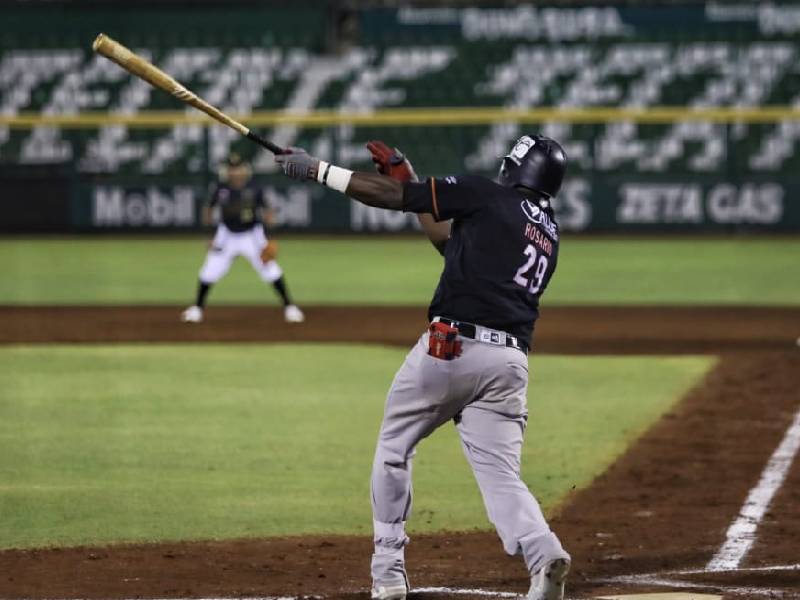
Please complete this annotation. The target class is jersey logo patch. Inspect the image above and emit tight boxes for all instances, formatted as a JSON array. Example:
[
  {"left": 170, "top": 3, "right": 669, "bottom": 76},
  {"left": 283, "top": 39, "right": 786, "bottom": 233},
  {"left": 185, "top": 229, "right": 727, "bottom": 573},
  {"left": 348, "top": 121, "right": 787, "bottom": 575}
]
[
  {"left": 521, "top": 200, "right": 559, "bottom": 240},
  {"left": 521, "top": 199, "right": 541, "bottom": 221}
]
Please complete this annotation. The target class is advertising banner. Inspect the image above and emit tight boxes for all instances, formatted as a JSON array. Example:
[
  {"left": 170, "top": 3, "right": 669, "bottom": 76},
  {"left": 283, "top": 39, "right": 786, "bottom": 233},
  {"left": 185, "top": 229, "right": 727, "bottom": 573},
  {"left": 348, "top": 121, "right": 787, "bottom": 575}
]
[{"left": 59, "top": 175, "right": 800, "bottom": 233}]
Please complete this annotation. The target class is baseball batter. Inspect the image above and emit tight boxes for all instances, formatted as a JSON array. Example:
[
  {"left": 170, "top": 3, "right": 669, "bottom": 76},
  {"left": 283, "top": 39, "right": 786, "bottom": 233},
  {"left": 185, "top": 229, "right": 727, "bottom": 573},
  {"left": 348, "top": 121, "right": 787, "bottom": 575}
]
[
  {"left": 181, "top": 153, "right": 304, "bottom": 324},
  {"left": 276, "top": 135, "right": 570, "bottom": 600}
]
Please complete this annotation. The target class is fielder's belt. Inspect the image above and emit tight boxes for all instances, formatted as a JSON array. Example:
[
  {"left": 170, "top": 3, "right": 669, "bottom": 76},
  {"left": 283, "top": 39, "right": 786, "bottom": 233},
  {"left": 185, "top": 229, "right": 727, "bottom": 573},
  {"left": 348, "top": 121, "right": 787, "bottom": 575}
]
[{"left": 432, "top": 316, "right": 528, "bottom": 354}]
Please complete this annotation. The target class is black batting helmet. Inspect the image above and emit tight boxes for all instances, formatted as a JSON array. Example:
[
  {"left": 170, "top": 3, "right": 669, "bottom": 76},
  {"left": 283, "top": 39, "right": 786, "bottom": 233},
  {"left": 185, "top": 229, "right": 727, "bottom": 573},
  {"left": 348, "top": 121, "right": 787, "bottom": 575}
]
[{"left": 497, "top": 135, "right": 567, "bottom": 199}]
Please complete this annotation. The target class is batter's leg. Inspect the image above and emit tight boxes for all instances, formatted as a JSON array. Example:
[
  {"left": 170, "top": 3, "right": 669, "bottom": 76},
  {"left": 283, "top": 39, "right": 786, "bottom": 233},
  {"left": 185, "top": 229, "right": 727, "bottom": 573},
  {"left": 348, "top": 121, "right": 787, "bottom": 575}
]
[
  {"left": 370, "top": 335, "right": 460, "bottom": 594},
  {"left": 456, "top": 404, "right": 570, "bottom": 576}
]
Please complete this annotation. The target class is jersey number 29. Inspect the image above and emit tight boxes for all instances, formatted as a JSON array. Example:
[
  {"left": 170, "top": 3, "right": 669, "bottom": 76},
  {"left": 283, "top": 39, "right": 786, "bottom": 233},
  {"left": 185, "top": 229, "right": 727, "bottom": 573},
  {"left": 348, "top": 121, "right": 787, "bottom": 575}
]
[{"left": 513, "top": 245, "right": 549, "bottom": 295}]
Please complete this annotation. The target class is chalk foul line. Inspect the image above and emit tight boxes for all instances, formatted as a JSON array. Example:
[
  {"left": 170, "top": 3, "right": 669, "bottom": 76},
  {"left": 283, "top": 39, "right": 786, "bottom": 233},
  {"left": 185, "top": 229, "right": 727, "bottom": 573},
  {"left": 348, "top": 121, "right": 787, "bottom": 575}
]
[
  {"left": 706, "top": 405, "right": 800, "bottom": 572},
  {"left": 675, "top": 563, "right": 800, "bottom": 575},
  {"left": 603, "top": 572, "right": 794, "bottom": 597}
]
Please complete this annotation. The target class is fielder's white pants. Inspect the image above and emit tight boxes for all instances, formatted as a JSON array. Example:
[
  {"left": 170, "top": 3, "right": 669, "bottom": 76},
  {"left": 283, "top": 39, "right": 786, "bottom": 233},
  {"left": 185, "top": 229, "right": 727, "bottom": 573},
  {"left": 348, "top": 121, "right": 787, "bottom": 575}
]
[{"left": 199, "top": 224, "right": 283, "bottom": 284}]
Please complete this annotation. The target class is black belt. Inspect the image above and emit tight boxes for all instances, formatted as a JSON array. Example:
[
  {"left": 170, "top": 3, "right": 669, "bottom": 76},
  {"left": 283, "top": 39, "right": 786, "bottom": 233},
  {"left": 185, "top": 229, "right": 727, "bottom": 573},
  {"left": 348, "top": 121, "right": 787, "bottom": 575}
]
[{"left": 433, "top": 317, "right": 528, "bottom": 354}]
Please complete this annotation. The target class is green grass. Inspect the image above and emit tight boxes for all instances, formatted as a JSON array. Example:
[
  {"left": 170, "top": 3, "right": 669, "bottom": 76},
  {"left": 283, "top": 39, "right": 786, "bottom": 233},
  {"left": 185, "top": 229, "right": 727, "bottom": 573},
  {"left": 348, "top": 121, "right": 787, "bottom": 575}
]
[
  {"left": 0, "top": 344, "right": 713, "bottom": 549},
  {"left": 1, "top": 237, "right": 798, "bottom": 305}
]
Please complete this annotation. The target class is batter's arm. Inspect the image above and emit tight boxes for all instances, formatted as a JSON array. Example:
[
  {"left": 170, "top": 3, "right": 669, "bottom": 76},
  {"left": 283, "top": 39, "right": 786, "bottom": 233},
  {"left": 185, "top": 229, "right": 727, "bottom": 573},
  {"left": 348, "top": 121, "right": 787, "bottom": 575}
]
[
  {"left": 275, "top": 148, "right": 448, "bottom": 243},
  {"left": 348, "top": 175, "right": 450, "bottom": 254},
  {"left": 363, "top": 140, "right": 449, "bottom": 255},
  {"left": 275, "top": 149, "right": 406, "bottom": 209},
  {"left": 345, "top": 172, "right": 405, "bottom": 210},
  {"left": 323, "top": 173, "right": 450, "bottom": 255},
  {"left": 417, "top": 213, "right": 450, "bottom": 256}
]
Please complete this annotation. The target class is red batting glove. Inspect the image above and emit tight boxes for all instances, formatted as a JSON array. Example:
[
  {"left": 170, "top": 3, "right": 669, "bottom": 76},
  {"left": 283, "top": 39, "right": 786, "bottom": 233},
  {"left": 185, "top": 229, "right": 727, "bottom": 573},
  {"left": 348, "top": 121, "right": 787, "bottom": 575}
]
[{"left": 366, "top": 140, "right": 419, "bottom": 183}]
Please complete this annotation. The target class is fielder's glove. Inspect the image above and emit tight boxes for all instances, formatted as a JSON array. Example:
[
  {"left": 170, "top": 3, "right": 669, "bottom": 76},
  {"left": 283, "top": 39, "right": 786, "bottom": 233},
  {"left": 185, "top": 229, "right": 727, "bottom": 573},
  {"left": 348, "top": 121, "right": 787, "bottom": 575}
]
[
  {"left": 275, "top": 147, "right": 320, "bottom": 180},
  {"left": 366, "top": 140, "right": 418, "bottom": 183},
  {"left": 260, "top": 239, "right": 279, "bottom": 263}
]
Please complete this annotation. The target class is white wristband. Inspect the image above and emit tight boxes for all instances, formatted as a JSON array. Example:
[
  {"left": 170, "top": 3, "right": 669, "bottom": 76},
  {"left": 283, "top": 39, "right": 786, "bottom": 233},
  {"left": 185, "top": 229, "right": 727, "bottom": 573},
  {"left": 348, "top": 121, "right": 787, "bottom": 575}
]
[{"left": 316, "top": 160, "right": 353, "bottom": 194}]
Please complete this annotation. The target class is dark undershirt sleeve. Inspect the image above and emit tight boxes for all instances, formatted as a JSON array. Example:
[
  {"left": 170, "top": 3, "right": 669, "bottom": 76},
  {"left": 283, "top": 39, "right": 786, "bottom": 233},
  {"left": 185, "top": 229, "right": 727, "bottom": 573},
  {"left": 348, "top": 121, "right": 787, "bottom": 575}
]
[{"left": 403, "top": 175, "right": 492, "bottom": 221}]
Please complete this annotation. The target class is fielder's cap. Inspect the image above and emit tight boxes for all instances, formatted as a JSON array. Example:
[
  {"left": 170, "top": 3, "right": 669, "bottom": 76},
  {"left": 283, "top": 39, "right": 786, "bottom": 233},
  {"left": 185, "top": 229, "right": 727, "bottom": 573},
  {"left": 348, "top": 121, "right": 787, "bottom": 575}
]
[{"left": 225, "top": 152, "right": 247, "bottom": 167}]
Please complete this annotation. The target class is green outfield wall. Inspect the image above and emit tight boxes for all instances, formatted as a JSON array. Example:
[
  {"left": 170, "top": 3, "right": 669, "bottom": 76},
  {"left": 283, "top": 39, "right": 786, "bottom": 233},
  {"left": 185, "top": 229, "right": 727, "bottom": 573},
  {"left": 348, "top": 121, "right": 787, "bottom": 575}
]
[
  {"left": 51, "top": 175, "right": 800, "bottom": 233},
  {"left": 2, "top": 2, "right": 800, "bottom": 233}
]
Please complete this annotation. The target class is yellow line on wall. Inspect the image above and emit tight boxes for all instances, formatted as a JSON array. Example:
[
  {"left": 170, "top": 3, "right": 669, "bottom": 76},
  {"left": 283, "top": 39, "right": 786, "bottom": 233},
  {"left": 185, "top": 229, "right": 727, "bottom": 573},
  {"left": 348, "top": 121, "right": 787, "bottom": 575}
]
[{"left": 2, "top": 106, "right": 800, "bottom": 128}]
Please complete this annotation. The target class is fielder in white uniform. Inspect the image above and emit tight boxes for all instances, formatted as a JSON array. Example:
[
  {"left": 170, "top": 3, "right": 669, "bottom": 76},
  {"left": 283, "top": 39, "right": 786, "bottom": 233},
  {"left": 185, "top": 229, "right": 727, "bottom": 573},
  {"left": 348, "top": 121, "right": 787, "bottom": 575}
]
[{"left": 181, "top": 153, "right": 304, "bottom": 324}]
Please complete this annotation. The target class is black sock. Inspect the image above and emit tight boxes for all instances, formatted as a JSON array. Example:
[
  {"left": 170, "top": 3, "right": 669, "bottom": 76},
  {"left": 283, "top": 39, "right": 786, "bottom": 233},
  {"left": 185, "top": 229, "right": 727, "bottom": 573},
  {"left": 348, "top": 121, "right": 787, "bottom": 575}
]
[
  {"left": 272, "top": 276, "right": 293, "bottom": 307},
  {"left": 195, "top": 281, "right": 211, "bottom": 308}
]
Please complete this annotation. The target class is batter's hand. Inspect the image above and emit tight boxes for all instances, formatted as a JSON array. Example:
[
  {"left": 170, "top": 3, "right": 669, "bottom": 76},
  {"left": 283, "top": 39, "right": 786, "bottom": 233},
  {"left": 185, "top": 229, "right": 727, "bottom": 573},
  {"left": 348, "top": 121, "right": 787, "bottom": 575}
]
[
  {"left": 275, "top": 147, "right": 320, "bottom": 181},
  {"left": 366, "top": 141, "right": 418, "bottom": 183}
]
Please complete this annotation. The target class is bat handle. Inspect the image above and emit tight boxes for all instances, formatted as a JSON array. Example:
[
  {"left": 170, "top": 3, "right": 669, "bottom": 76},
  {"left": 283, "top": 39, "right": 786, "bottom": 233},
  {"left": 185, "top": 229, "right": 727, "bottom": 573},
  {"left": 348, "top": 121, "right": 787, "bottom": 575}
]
[{"left": 246, "top": 130, "right": 285, "bottom": 155}]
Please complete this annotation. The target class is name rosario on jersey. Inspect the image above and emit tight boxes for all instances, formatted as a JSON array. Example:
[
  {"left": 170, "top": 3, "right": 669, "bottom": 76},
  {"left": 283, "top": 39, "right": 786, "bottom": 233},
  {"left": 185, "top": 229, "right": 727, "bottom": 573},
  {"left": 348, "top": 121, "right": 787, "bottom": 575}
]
[{"left": 523, "top": 221, "right": 554, "bottom": 257}]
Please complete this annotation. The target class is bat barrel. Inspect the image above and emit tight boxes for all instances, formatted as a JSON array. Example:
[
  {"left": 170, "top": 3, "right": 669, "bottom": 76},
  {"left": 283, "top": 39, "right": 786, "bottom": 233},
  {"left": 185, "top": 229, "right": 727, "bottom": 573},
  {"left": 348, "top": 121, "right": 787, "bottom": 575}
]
[
  {"left": 92, "top": 33, "right": 284, "bottom": 154},
  {"left": 92, "top": 33, "right": 107, "bottom": 53}
]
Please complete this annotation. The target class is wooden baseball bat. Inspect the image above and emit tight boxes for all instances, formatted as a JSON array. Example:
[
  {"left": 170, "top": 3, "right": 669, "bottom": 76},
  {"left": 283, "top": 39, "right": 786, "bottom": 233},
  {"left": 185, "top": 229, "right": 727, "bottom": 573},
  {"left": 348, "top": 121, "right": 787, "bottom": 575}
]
[{"left": 92, "top": 33, "right": 283, "bottom": 154}]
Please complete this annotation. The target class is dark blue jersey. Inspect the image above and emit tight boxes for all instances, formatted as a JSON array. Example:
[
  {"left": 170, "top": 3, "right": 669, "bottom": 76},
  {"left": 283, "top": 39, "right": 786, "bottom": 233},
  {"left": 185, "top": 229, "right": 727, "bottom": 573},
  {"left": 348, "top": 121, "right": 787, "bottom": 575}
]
[
  {"left": 209, "top": 182, "right": 266, "bottom": 232},
  {"left": 402, "top": 174, "right": 560, "bottom": 348}
]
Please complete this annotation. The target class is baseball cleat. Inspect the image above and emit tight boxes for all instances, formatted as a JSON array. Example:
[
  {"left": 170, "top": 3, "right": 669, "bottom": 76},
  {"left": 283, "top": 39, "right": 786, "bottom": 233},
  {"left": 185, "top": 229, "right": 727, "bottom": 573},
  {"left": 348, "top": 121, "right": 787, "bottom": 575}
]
[
  {"left": 283, "top": 304, "right": 305, "bottom": 323},
  {"left": 370, "top": 582, "right": 407, "bottom": 600},
  {"left": 180, "top": 305, "right": 204, "bottom": 323},
  {"left": 527, "top": 558, "right": 570, "bottom": 600}
]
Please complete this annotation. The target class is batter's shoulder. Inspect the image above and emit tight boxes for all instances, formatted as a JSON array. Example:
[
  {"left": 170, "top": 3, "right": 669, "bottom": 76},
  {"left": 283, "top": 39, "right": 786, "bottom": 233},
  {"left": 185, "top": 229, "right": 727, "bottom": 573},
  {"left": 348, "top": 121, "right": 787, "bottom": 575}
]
[
  {"left": 436, "top": 173, "right": 509, "bottom": 202},
  {"left": 441, "top": 173, "right": 501, "bottom": 190}
]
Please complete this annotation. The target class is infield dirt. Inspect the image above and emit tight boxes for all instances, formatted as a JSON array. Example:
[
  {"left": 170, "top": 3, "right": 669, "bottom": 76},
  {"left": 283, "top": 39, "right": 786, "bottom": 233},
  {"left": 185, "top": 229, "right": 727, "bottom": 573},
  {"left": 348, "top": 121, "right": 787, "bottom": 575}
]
[
  {"left": 1, "top": 305, "right": 798, "bottom": 354},
  {"left": 1, "top": 305, "right": 798, "bottom": 599}
]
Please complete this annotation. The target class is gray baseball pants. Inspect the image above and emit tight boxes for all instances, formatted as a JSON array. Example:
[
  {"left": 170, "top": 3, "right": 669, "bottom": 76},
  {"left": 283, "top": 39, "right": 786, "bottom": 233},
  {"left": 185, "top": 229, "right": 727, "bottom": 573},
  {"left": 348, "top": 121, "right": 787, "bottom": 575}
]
[{"left": 371, "top": 330, "right": 569, "bottom": 587}]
